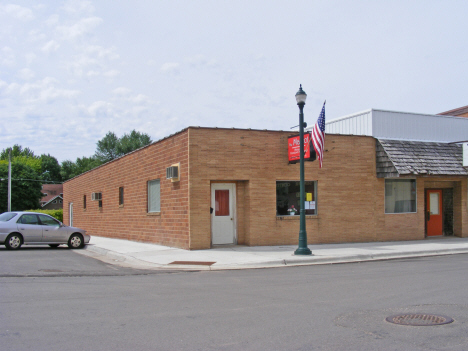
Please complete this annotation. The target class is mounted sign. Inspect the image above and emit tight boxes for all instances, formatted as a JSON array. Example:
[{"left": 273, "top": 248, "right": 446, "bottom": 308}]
[{"left": 288, "top": 133, "right": 316, "bottom": 164}]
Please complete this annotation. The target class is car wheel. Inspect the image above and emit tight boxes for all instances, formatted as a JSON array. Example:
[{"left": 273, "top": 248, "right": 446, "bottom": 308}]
[
  {"left": 49, "top": 244, "right": 60, "bottom": 248},
  {"left": 68, "top": 234, "right": 84, "bottom": 249},
  {"left": 5, "top": 233, "right": 22, "bottom": 250}
]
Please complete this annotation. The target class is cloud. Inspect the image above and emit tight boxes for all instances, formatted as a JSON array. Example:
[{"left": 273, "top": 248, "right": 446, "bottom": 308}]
[
  {"left": 66, "top": 45, "right": 119, "bottom": 77},
  {"left": 1, "top": 4, "right": 34, "bottom": 21},
  {"left": 160, "top": 62, "right": 180, "bottom": 74},
  {"left": 15, "top": 77, "right": 80, "bottom": 103},
  {"left": 61, "top": 0, "right": 95, "bottom": 15},
  {"left": 18, "top": 68, "right": 35, "bottom": 81},
  {"left": 41, "top": 40, "right": 60, "bottom": 53},
  {"left": 0, "top": 46, "right": 15, "bottom": 66},
  {"left": 56, "top": 16, "right": 103, "bottom": 40},
  {"left": 28, "top": 29, "right": 47, "bottom": 42},
  {"left": 25, "top": 53, "right": 37, "bottom": 65},
  {"left": 186, "top": 54, "right": 218, "bottom": 68},
  {"left": 45, "top": 14, "right": 60, "bottom": 26},
  {"left": 86, "top": 100, "right": 115, "bottom": 117},
  {"left": 112, "top": 87, "right": 132, "bottom": 96},
  {"left": 103, "top": 70, "right": 119, "bottom": 78},
  {"left": 128, "top": 94, "right": 150, "bottom": 105}
]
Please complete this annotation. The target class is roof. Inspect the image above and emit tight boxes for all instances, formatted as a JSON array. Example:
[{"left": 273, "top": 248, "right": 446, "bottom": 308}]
[
  {"left": 376, "top": 139, "right": 468, "bottom": 178},
  {"left": 41, "top": 194, "right": 63, "bottom": 208},
  {"left": 41, "top": 184, "right": 63, "bottom": 202},
  {"left": 438, "top": 105, "right": 468, "bottom": 117}
]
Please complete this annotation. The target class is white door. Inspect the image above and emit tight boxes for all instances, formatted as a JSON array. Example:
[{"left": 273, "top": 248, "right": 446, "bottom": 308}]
[
  {"left": 211, "top": 183, "right": 236, "bottom": 245},
  {"left": 69, "top": 203, "right": 73, "bottom": 227}
]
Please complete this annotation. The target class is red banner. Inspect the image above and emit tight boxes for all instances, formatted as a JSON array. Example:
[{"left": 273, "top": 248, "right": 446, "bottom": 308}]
[{"left": 288, "top": 134, "right": 311, "bottom": 162}]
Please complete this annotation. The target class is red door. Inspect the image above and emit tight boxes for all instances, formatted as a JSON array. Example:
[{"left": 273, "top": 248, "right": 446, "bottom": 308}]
[{"left": 426, "top": 189, "right": 443, "bottom": 236}]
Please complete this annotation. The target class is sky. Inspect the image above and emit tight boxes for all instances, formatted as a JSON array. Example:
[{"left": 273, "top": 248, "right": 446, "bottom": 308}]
[{"left": 1, "top": 0, "right": 467, "bottom": 162}]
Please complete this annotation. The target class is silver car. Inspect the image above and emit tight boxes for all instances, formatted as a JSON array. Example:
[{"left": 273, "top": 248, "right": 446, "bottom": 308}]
[{"left": 0, "top": 212, "right": 90, "bottom": 250}]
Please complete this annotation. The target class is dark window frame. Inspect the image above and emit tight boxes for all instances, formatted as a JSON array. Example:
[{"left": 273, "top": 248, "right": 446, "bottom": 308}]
[
  {"left": 276, "top": 180, "right": 317, "bottom": 216},
  {"left": 119, "top": 187, "right": 124, "bottom": 206}
]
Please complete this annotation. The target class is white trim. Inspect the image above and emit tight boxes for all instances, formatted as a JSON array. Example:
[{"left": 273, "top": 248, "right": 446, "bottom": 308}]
[{"left": 41, "top": 195, "right": 63, "bottom": 207}]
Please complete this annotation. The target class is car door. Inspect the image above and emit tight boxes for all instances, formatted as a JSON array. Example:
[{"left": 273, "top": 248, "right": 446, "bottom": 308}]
[
  {"left": 38, "top": 214, "right": 67, "bottom": 243},
  {"left": 17, "top": 214, "right": 43, "bottom": 243}
]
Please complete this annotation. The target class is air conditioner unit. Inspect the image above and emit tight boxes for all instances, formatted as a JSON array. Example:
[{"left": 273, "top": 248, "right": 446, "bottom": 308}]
[
  {"left": 91, "top": 192, "right": 102, "bottom": 201},
  {"left": 166, "top": 163, "right": 180, "bottom": 182}
]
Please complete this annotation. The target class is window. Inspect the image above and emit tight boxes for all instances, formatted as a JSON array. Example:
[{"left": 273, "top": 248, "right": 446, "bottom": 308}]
[
  {"left": 276, "top": 181, "right": 317, "bottom": 216},
  {"left": 38, "top": 214, "right": 60, "bottom": 227},
  {"left": 119, "top": 187, "right": 124, "bottom": 206},
  {"left": 18, "top": 214, "right": 39, "bottom": 225},
  {"left": 83, "top": 195, "right": 86, "bottom": 209},
  {"left": 148, "top": 179, "right": 160, "bottom": 212},
  {"left": 0, "top": 213, "right": 17, "bottom": 222},
  {"left": 385, "top": 179, "right": 416, "bottom": 213}
]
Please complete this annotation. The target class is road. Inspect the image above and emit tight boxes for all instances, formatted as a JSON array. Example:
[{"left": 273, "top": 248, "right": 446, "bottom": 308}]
[{"left": 1, "top": 246, "right": 468, "bottom": 351}]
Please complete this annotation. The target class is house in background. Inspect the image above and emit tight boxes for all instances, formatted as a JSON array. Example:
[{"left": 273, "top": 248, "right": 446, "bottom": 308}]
[
  {"left": 439, "top": 105, "right": 468, "bottom": 118},
  {"left": 63, "top": 106, "right": 468, "bottom": 250},
  {"left": 41, "top": 184, "right": 63, "bottom": 210}
]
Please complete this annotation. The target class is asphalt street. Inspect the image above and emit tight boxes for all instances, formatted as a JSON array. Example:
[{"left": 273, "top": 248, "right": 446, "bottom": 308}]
[{"left": 1, "top": 248, "right": 468, "bottom": 351}]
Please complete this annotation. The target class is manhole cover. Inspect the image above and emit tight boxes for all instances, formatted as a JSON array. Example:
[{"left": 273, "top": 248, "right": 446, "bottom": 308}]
[{"left": 386, "top": 314, "right": 454, "bottom": 326}]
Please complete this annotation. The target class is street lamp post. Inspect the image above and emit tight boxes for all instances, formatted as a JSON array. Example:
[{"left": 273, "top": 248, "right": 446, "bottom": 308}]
[{"left": 294, "top": 85, "right": 312, "bottom": 255}]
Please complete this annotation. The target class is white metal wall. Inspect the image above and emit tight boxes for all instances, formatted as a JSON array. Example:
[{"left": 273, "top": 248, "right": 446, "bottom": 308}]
[
  {"left": 325, "top": 109, "right": 372, "bottom": 136},
  {"left": 326, "top": 109, "right": 468, "bottom": 143}
]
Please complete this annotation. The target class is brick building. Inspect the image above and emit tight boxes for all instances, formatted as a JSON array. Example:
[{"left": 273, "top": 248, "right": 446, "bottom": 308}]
[{"left": 63, "top": 109, "right": 468, "bottom": 250}]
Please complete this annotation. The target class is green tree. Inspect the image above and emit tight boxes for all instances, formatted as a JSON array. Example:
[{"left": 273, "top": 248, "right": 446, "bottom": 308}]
[
  {"left": 0, "top": 145, "right": 35, "bottom": 159},
  {"left": 95, "top": 131, "right": 119, "bottom": 163},
  {"left": 60, "top": 156, "right": 101, "bottom": 181},
  {"left": 117, "top": 130, "right": 152, "bottom": 155},
  {"left": 40, "top": 154, "right": 62, "bottom": 182},
  {"left": 95, "top": 130, "right": 152, "bottom": 163},
  {"left": 14, "top": 156, "right": 42, "bottom": 174},
  {"left": 0, "top": 161, "right": 43, "bottom": 212}
]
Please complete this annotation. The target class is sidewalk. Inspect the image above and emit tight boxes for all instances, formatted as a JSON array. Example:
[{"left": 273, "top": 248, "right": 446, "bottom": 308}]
[{"left": 77, "top": 235, "right": 468, "bottom": 271}]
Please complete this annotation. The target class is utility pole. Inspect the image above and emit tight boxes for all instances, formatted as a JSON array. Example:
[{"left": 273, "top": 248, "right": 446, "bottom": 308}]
[{"left": 8, "top": 149, "right": 11, "bottom": 212}]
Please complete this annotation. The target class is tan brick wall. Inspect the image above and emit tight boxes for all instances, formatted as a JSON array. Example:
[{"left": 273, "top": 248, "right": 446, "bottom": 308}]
[
  {"left": 188, "top": 128, "right": 382, "bottom": 248},
  {"left": 187, "top": 128, "right": 468, "bottom": 249},
  {"left": 64, "top": 126, "right": 468, "bottom": 250},
  {"left": 64, "top": 130, "right": 190, "bottom": 249}
]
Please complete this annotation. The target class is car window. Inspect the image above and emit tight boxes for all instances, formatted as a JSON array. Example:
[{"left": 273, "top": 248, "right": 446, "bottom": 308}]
[
  {"left": 18, "top": 214, "right": 40, "bottom": 225},
  {"left": 0, "top": 212, "right": 17, "bottom": 222},
  {"left": 38, "top": 214, "right": 60, "bottom": 227}
]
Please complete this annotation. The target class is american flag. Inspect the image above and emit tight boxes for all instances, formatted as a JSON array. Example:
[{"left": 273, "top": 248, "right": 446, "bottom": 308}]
[{"left": 311, "top": 101, "right": 326, "bottom": 168}]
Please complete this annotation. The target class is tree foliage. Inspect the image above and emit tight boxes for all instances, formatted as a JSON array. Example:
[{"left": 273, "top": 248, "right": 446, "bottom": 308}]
[
  {"left": 95, "top": 130, "right": 152, "bottom": 163},
  {"left": 117, "top": 130, "right": 153, "bottom": 155},
  {"left": 0, "top": 130, "right": 153, "bottom": 185},
  {"left": 0, "top": 161, "right": 43, "bottom": 212},
  {"left": 95, "top": 131, "right": 120, "bottom": 163},
  {"left": 0, "top": 144, "right": 36, "bottom": 160},
  {"left": 60, "top": 156, "right": 102, "bottom": 181},
  {"left": 40, "top": 154, "right": 62, "bottom": 182}
]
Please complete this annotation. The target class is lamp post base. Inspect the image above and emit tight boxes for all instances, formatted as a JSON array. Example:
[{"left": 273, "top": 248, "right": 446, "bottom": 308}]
[{"left": 294, "top": 247, "right": 312, "bottom": 255}]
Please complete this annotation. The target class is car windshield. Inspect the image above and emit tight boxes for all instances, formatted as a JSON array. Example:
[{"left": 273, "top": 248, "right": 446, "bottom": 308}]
[{"left": 0, "top": 212, "right": 18, "bottom": 222}]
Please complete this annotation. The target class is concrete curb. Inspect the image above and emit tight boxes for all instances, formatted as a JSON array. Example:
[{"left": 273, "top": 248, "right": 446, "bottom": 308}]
[{"left": 82, "top": 244, "right": 468, "bottom": 271}]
